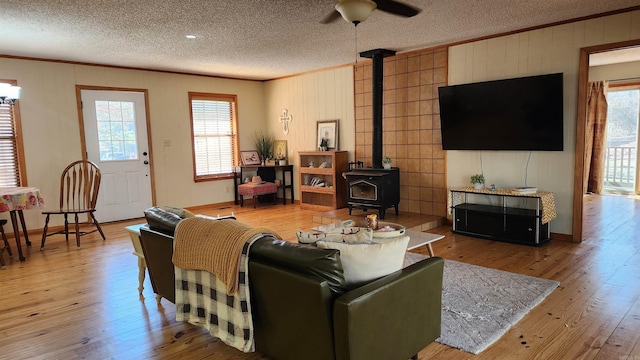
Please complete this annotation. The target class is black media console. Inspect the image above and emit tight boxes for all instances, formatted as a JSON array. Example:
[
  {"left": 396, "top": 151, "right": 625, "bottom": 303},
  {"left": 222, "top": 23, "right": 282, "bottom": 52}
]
[{"left": 450, "top": 188, "right": 554, "bottom": 246}]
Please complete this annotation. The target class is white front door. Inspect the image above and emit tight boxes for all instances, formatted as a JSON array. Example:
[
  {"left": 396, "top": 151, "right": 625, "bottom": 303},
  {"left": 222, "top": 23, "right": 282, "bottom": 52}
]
[{"left": 81, "top": 89, "right": 153, "bottom": 222}]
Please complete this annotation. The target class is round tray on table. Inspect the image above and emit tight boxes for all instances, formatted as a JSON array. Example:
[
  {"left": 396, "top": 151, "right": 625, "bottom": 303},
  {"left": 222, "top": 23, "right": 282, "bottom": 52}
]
[{"left": 344, "top": 219, "right": 406, "bottom": 238}]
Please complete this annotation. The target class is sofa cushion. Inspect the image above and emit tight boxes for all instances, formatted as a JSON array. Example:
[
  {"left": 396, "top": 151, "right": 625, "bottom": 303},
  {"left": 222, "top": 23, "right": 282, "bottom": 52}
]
[
  {"left": 162, "top": 205, "right": 195, "bottom": 218},
  {"left": 316, "top": 236, "right": 410, "bottom": 289},
  {"left": 249, "top": 237, "right": 346, "bottom": 295},
  {"left": 144, "top": 207, "right": 183, "bottom": 236}
]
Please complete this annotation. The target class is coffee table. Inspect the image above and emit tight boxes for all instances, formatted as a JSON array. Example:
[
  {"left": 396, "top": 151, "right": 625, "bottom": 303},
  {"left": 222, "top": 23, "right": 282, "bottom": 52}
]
[{"left": 404, "top": 229, "right": 444, "bottom": 257}]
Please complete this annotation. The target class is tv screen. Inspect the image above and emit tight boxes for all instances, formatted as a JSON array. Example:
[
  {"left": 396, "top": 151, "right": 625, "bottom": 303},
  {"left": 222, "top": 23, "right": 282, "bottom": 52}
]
[{"left": 438, "top": 73, "right": 564, "bottom": 151}]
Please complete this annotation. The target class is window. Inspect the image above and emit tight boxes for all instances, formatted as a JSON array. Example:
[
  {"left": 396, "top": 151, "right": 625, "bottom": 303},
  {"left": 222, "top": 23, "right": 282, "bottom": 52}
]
[
  {"left": 189, "top": 92, "right": 238, "bottom": 181},
  {"left": 95, "top": 100, "right": 138, "bottom": 161},
  {"left": 0, "top": 80, "right": 25, "bottom": 187}
]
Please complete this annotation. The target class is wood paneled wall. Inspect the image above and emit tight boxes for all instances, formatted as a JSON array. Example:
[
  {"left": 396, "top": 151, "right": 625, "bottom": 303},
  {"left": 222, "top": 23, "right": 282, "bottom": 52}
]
[
  {"left": 354, "top": 49, "right": 448, "bottom": 216},
  {"left": 264, "top": 67, "right": 355, "bottom": 194}
]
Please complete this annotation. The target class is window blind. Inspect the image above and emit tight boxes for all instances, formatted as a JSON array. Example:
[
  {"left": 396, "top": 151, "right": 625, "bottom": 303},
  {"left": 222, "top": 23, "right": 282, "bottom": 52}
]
[
  {"left": 189, "top": 93, "right": 238, "bottom": 180},
  {"left": 0, "top": 103, "right": 21, "bottom": 187}
]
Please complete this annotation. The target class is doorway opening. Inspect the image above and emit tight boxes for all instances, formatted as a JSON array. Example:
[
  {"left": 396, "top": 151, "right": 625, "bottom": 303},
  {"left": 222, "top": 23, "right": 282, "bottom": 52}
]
[
  {"left": 603, "top": 86, "right": 640, "bottom": 195},
  {"left": 574, "top": 39, "right": 640, "bottom": 242}
]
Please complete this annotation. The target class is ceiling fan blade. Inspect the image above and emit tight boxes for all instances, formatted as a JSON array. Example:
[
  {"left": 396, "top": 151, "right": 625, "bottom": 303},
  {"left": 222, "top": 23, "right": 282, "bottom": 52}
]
[
  {"left": 320, "top": 10, "right": 342, "bottom": 24},
  {"left": 374, "top": 0, "right": 421, "bottom": 17}
]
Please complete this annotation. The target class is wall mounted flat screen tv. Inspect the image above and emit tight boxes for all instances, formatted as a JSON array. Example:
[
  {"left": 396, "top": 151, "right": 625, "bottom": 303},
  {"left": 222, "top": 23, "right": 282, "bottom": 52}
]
[{"left": 438, "top": 73, "right": 564, "bottom": 151}]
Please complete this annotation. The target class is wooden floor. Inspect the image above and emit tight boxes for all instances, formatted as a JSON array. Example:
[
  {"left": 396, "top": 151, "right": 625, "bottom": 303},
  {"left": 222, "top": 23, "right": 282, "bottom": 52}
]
[{"left": 1, "top": 194, "right": 639, "bottom": 359}]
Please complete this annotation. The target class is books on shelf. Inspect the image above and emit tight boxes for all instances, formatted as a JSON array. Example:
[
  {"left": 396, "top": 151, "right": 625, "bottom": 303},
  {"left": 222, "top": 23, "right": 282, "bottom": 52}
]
[
  {"left": 512, "top": 186, "right": 537, "bottom": 194},
  {"left": 309, "top": 177, "right": 325, "bottom": 187}
]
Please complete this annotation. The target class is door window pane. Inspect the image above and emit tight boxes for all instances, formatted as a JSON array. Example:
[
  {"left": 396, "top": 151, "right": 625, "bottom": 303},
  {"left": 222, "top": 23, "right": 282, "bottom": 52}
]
[{"left": 95, "top": 101, "right": 138, "bottom": 161}]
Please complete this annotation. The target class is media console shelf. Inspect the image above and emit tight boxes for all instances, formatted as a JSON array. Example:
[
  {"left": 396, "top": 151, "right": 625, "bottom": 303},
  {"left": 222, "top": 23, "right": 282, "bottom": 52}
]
[{"left": 449, "top": 187, "right": 556, "bottom": 246}]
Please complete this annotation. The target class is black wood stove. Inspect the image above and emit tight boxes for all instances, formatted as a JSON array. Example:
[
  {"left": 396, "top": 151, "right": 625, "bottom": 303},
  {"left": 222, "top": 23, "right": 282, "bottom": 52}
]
[
  {"left": 346, "top": 168, "right": 399, "bottom": 219},
  {"left": 345, "top": 48, "right": 400, "bottom": 220}
]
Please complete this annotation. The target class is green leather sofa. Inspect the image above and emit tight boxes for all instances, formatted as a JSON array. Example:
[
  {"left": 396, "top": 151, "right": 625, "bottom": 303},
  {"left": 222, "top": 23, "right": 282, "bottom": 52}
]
[{"left": 138, "top": 208, "right": 444, "bottom": 360}]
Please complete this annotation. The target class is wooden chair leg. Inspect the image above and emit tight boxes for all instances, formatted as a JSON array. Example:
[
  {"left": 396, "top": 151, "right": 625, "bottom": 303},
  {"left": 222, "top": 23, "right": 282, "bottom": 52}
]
[
  {"left": 40, "top": 214, "right": 50, "bottom": 251},
  {"left": 0, "top": 222, "right": 12, "bottom": 257},
  {"left": 63, "top": 214, "right": 69, "bottom": 242},
  {"left": 0, "top": 247, "right": 6, "bottom": 269},
  {"left": 253, "top": 195, "right": 257, "bottom": 208},
  {"left": 0, "top": 221, "right": 7, "bottom": 269},
  {"left": 90, "top": 212, "right": 106, "bottom": 240},
  {"left": 74, "top": 213, "right": 81, "bottom": 249}
]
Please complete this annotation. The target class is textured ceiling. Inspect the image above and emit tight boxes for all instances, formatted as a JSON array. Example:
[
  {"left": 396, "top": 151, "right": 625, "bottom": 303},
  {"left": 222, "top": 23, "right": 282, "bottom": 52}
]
[{"left": 1, "top": 0, "right": 640, "bottom": 81}]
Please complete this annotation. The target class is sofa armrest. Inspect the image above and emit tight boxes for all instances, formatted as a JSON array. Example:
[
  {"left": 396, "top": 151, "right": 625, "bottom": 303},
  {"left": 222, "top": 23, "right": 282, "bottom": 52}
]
[
  {"left": 333, "top": 256, "right": 444, "bottom": 360},
  {"left": 139, "top": 226, "right": 176, "bottom": 304},
  {"left": 249, "top": 261, "right": 336, "bottom": 360}
]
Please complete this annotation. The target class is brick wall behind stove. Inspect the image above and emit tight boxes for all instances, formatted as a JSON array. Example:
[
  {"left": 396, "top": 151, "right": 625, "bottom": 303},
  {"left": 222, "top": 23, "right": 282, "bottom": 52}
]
[{"left": 354, "top": 47, "right": 448, "bottom": 216}]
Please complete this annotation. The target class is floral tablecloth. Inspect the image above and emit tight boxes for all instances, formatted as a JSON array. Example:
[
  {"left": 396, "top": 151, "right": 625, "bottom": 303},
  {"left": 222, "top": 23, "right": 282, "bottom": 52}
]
[{"left": 0, "top": 187, "right": 46, "bottom": 212}]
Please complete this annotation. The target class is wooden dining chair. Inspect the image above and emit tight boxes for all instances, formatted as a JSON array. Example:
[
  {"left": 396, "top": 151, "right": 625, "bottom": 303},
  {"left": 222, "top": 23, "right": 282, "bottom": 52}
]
[
  {"left": 40, "top": 160, "right": 106, "bottom": 250},
  {"left": 0, "top": 219, "right": 12, "bottom": 269}
]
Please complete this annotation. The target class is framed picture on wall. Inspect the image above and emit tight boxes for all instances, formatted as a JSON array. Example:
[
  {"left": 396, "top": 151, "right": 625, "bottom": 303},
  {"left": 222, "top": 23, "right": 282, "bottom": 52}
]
[
  {"left": 273, "top": 140, "right": 287, "bottom": 160},
  {"left": 316, "top": 120, "right": 339, "bottom": 150},
  {"left": 240, "top": 150, "right": 261, "bottom": 165}
]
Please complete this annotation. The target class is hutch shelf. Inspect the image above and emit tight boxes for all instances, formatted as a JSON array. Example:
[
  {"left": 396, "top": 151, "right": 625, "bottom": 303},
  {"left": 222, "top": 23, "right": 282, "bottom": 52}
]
[{"left": 298, "top": 151, "right": 348, "bottom": 211}]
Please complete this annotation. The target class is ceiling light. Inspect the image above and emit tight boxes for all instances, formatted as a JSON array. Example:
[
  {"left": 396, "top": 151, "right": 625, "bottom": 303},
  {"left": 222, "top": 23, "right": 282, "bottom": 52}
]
[
  {"left": 185, "top": 35, "right": 196, "bottom": 39},
  {"left": 336, "top": 0, "right": 377, "bottom": 25},
  {"left": 0, "top": 83, "right": 21, "bottom": 106}
]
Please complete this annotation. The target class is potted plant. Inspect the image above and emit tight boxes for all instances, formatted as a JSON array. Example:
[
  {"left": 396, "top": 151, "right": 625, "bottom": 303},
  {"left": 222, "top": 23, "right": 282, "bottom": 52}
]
[
  {"left": 251, "top": 131, "right": 274, "bottom": 164},
  {"left": 382, "top": 155, "right": 392, "bottom": 169},
  {"left": 470, "top": 174, "right": 485, "bottom": 190},
  {"left": 276, "top": 155, "right": 287, "bottom": 166}
]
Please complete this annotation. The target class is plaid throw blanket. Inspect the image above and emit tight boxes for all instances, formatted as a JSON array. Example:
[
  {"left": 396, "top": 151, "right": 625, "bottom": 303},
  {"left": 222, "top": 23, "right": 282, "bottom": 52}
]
[
  {"left": 173, "top": 218, "right": 278, "bottom": 294},
  {"left": 173, "top": 218, "right": 280, "bottom": 353}
]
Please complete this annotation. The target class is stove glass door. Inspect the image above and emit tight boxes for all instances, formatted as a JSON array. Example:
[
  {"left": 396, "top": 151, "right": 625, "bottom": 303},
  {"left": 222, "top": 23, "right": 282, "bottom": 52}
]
[{"left": 349, "top": 179, "right": 378, "bottom": 201}]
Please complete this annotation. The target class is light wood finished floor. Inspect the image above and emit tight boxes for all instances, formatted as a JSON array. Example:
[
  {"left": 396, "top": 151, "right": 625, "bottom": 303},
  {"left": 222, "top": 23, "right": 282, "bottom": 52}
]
[{"left": 1, "top": 194, "right": 639, "bottom": 359}]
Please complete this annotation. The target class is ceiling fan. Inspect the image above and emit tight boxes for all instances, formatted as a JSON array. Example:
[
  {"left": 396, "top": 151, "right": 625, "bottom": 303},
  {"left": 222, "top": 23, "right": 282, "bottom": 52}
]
[{"left": 321, "top": 0, "right": 421, "bottom": 25}]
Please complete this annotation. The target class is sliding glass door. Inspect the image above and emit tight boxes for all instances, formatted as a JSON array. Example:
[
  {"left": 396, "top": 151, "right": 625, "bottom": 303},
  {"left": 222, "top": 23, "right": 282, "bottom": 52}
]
[{"left": 604, "top": 86, "right": 640, "bottom": 194}]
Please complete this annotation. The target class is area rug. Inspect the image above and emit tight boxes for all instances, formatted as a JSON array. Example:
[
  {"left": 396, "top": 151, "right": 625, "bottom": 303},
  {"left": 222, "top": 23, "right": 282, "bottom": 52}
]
[{"left": 436, "top": 259, "right": 560, "bottom": 354}]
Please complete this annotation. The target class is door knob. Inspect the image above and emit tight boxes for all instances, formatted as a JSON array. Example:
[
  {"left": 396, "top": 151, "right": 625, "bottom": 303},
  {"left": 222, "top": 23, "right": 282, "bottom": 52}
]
[{"left": 144, "top": 160, "right": 149, "bottom": 165}]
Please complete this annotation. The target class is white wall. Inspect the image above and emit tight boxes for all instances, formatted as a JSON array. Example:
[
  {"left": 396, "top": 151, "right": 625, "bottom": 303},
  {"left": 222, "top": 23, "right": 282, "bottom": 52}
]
[
  {"left": 447, "top": 10, "right": 640, "bottom": 235},
  {"left": 589, "top": 60, "right": 640, "bottom": 82},
  {"left": 0, "top": 58, "right": 265, "bottom": 229},
  {"left": 263, "top": 67, "right": 355, "bottom": 193}
]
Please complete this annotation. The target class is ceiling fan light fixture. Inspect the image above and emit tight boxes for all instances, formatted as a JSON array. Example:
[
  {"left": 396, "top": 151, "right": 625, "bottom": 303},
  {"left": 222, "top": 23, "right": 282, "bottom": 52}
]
[{"left": 335, "top": 0, "right": 377, "bottom": 24}]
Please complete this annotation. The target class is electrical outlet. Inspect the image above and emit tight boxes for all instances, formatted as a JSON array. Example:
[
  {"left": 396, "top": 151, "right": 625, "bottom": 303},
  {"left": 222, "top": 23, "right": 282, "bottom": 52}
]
[
  {"left": 225, "top": 186, "right": 229, "bottom": 193},
  {"left": 163, "top": 139, "right": 171, "bottom": 146}
]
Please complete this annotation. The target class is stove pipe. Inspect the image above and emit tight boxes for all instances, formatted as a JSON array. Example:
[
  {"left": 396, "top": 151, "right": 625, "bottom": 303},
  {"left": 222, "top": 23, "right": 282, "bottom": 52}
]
[{"left": 360, "top": 48, "right": 396, "bottom": 169}]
